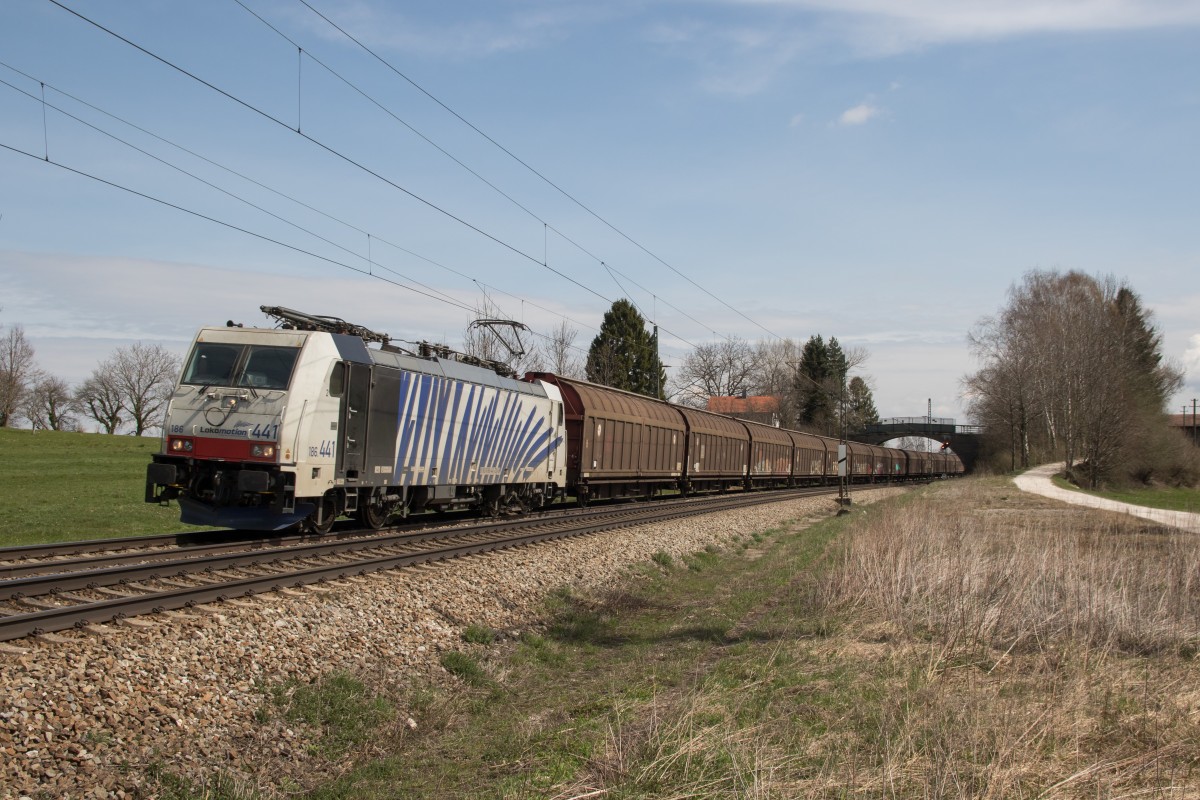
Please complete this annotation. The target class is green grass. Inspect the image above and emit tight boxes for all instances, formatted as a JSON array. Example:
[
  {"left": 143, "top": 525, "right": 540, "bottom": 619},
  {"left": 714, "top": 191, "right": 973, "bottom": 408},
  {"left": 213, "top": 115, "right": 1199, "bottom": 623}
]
[
  {"left": 440, "top": 650, "right": 492, "bottom": 687},
  {"left": 301, "top": 509, "right": 853, "bottom": 799},
  {"left": 462, "top": 624, "right": 498, "bottom": 645},
  {"left": 146, "top": 765, "right": 263, "bottom": 800},
  {"left": 0, "top": 427, "right": 210, "bottom": 546},
  {"left": 271, "top": 672, "right": 394, "bottom": 759},
  {"left": 1052, "top": 473, "right": 1200, "bottom": 512}
]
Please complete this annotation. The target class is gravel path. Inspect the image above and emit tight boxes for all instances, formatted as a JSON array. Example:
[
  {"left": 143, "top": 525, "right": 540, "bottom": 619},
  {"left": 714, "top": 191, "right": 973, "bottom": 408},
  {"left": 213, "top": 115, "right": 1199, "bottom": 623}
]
[
  {"left": 1013, "top": 463, "right": 1200, "bottom": 533},
  {"left": 1, "top": 488, "right": 901, "bottom": 799}
]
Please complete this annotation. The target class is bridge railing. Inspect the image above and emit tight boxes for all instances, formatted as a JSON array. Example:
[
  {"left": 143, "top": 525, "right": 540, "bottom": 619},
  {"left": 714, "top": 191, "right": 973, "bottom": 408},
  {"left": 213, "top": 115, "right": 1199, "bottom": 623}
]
[
  {"left": 855, "top": 420, "right": 984, "bottom": 437},
  {"left": 877, "top": 416, "right": 956, "bottom": 426}
]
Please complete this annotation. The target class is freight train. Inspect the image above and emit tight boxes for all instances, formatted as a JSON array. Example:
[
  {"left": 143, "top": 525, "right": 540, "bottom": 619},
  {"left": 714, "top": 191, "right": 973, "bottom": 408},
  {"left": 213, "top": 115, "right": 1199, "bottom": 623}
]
[{"left": 146, "top": 307, "right": 963, "bottom": 531}]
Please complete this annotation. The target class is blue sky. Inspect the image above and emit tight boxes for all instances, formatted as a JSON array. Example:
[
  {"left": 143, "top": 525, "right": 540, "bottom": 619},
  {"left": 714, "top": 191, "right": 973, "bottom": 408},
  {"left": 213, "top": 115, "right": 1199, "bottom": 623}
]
[{"left": 2, "top": 0, "right": 1198, "bottom": 423}]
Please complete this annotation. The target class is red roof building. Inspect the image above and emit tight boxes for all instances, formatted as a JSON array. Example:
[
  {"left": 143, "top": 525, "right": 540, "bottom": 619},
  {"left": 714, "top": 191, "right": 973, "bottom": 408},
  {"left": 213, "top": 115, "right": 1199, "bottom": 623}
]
[{"left": 705, "top": 395, "right": 780, "bottom": 426}]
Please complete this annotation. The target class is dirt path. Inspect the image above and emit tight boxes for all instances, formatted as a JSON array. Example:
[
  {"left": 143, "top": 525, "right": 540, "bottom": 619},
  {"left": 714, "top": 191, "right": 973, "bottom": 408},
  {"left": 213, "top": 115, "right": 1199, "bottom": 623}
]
[{"left": 1013, "top": 463, "right": 1200, "bottom": 533}]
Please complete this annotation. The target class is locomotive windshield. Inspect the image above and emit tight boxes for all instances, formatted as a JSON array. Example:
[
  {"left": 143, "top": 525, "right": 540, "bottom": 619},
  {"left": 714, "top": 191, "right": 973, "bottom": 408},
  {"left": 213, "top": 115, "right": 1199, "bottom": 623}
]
[{"left": 182, "top": 343, "right": 299, "bottom": 390}]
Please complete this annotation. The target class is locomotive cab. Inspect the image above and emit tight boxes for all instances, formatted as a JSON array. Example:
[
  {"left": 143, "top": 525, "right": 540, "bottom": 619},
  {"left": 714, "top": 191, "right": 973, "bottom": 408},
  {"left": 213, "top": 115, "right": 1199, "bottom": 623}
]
[{"left": 146, "top": 326, "right": 317, "bottom": 530}]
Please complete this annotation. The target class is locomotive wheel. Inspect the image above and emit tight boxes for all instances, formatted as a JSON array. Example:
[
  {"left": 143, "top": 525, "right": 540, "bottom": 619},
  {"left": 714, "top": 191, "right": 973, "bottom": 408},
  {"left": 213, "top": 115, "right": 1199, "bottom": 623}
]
[
  {"left": 307, "top": 494, "right": 338, "bottom": 534},
  {"left": 357, "top": 490, "right": 389, "bottom": 530}
]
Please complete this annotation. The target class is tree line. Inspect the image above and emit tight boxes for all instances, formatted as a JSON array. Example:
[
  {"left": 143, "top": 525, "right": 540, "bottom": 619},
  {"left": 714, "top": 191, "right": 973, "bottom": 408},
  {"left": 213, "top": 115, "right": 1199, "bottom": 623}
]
[
  {"left": 965, "top": 270, "right": 1192, "bottom": 487},
  {"left": 0, "top": 320, "right": 179, "bottom": 435}
]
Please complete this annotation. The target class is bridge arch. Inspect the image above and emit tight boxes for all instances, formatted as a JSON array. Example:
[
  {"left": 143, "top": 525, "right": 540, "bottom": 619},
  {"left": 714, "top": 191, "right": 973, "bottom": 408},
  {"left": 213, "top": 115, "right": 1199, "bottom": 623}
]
[{"left": 850, "top": 417, "right": 984, "bottom": 473}]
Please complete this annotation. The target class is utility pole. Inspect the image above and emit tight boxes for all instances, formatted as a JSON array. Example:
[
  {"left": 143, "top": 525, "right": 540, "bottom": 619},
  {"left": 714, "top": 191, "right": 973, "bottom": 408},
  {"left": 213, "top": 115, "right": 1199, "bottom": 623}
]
[
  {"left": 1193, "top": 398, "right": 1197, "bottom": 446},
  {"left": 838, "top": 375, "right": 850, "bottom": 513},
  {"left": 653, "top": 324, "right": 660, "bottom": 400}
]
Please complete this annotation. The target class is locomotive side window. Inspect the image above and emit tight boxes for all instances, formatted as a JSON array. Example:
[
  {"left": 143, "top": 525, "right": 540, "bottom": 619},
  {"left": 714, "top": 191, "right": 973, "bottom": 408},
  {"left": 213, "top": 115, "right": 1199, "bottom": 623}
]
[
  {"left": 237, "top": 346, "right": 299, "bottom": 390},
  {"left": 328, "top": 362, "right": 345, "bottom": 397},
  {"left": 182, "top": 343, "right": 240, "bottom": 385}
]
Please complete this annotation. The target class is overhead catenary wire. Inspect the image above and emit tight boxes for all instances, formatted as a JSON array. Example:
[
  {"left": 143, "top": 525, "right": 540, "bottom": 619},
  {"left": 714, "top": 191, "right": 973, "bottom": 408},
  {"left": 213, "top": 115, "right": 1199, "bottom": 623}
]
[
  {"left": 293, "top": 0, "right": 785, "bottom": 343},
  {"left": 0, "top": 59, "right": 692, "bottom": 367},
  {"left": 0, "top": 140, "right": 481, "bottom": 315},
  {"left": 29, "top": 2, "right": 724, "bottom": 368},
  {"left": 43, "top": 0, "right": 613, "bottom": 307},
  {"left": 48, "top": 0, "right": 716, "bottom": 362},
  {"left": 231, "top": 0, "right": 719, "bottom": 342},
  {"left": 0, "top": 71, "right": 473, "bottom": 314},
  {"left": 0, "top": 133, "right": 600, "bottom": 364},
  {"left": 0, "top": 89, "right": 694, "bottom": 372}
]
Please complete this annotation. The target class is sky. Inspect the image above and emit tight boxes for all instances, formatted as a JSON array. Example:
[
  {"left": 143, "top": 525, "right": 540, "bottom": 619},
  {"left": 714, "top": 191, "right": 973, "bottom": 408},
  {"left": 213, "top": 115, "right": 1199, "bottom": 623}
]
[{"left": 1, "top": 0, "right": 1198, "bottom": 425}]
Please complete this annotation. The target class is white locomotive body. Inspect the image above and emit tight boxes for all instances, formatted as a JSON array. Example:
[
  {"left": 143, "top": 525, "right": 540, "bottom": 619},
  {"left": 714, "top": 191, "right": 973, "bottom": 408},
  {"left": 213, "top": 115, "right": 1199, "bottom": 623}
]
[{"left": 147, "top": 308, "right": 567, "bottom": 531}]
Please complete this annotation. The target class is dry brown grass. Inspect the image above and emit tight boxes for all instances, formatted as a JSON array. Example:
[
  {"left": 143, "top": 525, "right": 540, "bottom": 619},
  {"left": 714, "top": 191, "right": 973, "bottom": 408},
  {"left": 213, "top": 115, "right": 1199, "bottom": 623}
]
[
  {"left": 822, "top": 479, "right": 1200, "bottom": 659},
  {"left": 806, "top": 479, "right": 1200, "bottom": 798}
]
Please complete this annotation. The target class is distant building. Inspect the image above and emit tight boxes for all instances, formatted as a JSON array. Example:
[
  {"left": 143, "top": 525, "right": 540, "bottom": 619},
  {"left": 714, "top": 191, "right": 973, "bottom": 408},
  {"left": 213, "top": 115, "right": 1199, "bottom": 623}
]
[
  {"left": 1168, "top": 413, "right": 1199, "bottom": 445},
  {"left": 705, "top": 395, "right": 780, "bottom": 427}
]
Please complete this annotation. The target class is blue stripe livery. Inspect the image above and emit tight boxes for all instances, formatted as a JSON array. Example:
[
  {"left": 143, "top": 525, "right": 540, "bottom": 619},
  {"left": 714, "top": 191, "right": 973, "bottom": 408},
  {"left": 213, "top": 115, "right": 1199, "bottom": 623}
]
[{"left": 394, "top": 372, "right": 562, "bottom": 487}]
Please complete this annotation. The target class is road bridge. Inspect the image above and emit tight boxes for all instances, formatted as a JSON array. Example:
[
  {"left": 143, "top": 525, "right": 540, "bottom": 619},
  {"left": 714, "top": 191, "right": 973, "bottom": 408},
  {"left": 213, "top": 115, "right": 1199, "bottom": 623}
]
[{"left": 849, "top": 417, "right": 984, "bottom": 473}]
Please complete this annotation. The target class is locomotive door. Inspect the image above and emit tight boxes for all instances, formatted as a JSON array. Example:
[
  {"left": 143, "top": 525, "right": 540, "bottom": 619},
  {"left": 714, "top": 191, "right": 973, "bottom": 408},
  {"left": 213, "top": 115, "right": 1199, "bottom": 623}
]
[
  {"left": 548, "top": 402, "right": 562, "bottom": 477},
  {"left": 337, "top": 362, "right": 372, "bottom": 480}
]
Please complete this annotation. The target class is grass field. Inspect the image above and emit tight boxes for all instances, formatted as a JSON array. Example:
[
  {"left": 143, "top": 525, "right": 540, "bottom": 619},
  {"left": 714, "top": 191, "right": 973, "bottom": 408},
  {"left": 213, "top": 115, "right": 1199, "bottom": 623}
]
[
  {"left": 0, "top": 427, "right": 209, "bottom": 546},
  {"left": 1052, "top": 473, "right": 1200, "bottom": 512},
  {"left": 159, "top": 478, "right": 1200, "bottom": 799}
]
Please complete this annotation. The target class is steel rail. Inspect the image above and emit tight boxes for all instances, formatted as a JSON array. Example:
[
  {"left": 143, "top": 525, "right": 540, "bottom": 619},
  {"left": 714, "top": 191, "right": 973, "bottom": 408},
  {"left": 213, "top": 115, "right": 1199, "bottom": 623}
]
[
  {"left": 0, "top": 488, "right": 769, "bottom": 591},
  {"left": 0, "top": 482, "right": 858, "bottom": 567},
  {"left": 0, "top": 486, "right": 840, "bottom": 642},
  {"left": 0, "top": 486, "right": 837, "bottom": 581}
]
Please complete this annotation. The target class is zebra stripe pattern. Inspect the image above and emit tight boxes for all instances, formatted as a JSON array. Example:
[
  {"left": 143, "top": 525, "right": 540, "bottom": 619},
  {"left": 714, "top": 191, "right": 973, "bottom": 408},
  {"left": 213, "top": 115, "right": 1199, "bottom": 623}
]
[{"left": 393, "top": 371, "right": 562, "bottom": 487}]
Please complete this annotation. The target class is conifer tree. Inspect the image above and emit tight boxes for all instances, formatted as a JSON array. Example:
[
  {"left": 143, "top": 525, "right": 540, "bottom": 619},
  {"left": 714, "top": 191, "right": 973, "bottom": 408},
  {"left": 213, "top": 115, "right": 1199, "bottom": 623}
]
[{"left": 585, "top": 299, "right": 666, "bottom": 399}]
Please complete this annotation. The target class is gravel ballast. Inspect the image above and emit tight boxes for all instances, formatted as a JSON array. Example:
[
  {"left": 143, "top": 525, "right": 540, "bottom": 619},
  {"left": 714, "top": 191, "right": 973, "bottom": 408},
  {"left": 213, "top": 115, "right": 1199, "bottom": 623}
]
[{"left": 1, "top": 489, "right": 901, "bottom": 798}]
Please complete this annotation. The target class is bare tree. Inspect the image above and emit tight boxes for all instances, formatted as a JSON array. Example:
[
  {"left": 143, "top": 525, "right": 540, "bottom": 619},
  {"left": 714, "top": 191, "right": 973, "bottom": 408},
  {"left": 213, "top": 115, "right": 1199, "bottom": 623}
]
[
  {"left": 111, "top": 343, "right": 181, "bottom": 436},
  {"left": 533, "top": 319, "right": 583, "bottom": 378},
  {"left": 76, "top": 372, "right": 125, "bottom": 434},
  {"left": 750, "top": 338, "right": 799, "bottom": 428},
  {"left": 0, "top": 324, "right": 38, "bottom": 428},
  {"left": 674, "top": 337, "right": 757, "bottom": 408},
  {"left": 965, "top": 270, "right": 1183, "bottom": 486},
  {"left": 24, "top": 375, "right": 76, "bottom": 431}
]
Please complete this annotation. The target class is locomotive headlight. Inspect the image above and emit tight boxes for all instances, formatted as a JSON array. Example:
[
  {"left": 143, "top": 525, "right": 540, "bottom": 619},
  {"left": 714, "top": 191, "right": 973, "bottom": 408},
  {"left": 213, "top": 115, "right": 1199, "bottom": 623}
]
[
  {"left": 251, "top": 444, "right": 276, "bottom": 458},
  {"left": 170, "top": 437, "right": 194, "bottom": 452}
]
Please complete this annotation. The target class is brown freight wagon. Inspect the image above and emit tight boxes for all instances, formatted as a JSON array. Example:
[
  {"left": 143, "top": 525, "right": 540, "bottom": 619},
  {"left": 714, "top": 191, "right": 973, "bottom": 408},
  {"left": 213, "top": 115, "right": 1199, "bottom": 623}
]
[
  {"left": 906, "top": 449, "right": 933, "bottom": 476},
  {"left": 527, "top": 374, "right": 686, "bottom": 503},
  {"left": 865, "top": 444, "right": 906, "bottom": 480},
  {"left": 744, "top": 419, "right": 794, "bottom": 488},
  {"left": 788, "top": 430, "right": 831, "bottom": 485},
  {"left": 675, "top": 407, "right": 750, "bottom": 494},
  {"left": 878, "top": 446, "right": 906, "bottom": 479}
]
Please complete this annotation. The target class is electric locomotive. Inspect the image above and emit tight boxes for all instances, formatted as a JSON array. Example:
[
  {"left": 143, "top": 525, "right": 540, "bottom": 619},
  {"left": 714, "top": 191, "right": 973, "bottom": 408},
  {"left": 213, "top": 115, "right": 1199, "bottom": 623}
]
[{"left": 146, "top": 306, "right": 567, "bottom": 531}]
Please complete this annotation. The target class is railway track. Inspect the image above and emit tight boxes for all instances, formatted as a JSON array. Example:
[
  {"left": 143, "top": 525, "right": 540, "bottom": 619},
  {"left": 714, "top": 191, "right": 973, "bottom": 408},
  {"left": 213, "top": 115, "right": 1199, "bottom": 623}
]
[{"left": 0, "top": 486, "right": 842, "bottom": 643}]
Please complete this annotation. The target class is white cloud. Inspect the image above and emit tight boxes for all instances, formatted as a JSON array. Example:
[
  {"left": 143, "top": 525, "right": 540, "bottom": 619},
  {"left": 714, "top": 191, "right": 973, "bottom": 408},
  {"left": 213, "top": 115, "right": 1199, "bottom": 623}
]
[
  {"left": 788, "top": 112, "right": 805, "bottom": 127},
  {"left": 838, "top": 102, "right": 880, "bottom": 125},
  {"left": 295, "top": 1, "right": 615, "bottom": 59},
  {"left": 728, "top": 0, "right": 1200, "bottom": 52},
  {"left": 1185, "top": 333, "right": 1200, "bottom": 375}
]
